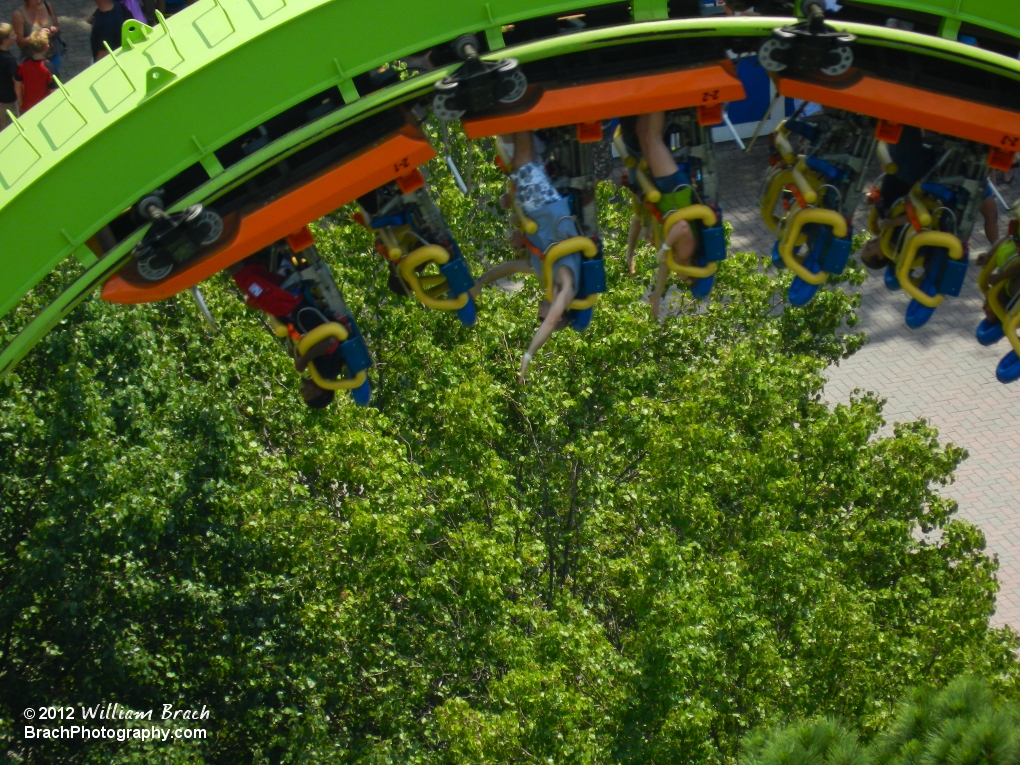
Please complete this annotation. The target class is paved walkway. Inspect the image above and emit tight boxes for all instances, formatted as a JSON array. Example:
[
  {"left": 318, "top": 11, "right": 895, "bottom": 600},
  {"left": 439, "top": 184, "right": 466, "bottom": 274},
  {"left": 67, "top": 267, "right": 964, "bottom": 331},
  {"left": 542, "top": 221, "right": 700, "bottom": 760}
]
[{"left": 717, "top": 142, "right": 1020, "bottom": 630}]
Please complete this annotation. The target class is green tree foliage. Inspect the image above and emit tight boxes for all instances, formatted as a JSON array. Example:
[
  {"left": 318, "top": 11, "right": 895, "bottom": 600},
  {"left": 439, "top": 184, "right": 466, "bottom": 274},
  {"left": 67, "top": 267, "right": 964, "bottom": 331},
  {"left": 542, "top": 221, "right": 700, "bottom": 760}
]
[
  {"left": 742, "top": 717, "right": 867, "bottom": 765},
  {"left": 872, "top": 676, "right": 1020, "bottom": 765},
  {"left": 741, "top": 677, "right": 1020, "bottom": 765},
  {"left": 1, "top": 134, "right": 1017, "bottom": 763}
]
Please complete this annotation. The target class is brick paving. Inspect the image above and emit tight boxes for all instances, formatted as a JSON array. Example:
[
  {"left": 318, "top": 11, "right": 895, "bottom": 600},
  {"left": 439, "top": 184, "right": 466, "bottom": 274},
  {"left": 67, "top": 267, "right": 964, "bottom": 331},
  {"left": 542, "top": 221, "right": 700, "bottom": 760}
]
[
  {"left": 6, "top": 13, "right": 1017, "bottom": 630},
  {"left": 717, "top": 141, "right": 1020, "bottom": 630}
]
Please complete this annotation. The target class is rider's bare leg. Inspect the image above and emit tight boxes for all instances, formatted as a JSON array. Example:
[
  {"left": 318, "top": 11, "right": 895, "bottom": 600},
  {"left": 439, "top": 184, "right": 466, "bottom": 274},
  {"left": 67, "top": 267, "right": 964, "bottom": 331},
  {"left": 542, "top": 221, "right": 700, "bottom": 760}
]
[
  {"left": 509, "top": 132, "right": 537, "bottom": 170},
  {"left": 470, "top": 259, "right": 534, "bottom": 297},
  {"left": 636, "top": 112, "right": 678, "bottom": 178},
  {"left": 982, "top": 194, "right": 1000, "bottom": 247},
  {"left": 519, "top": 267, "right": 576, "bottom": 384},
  {"left": 650, "top": 219, "right": 695, "bottom": 321},
  {"left": 636, "top": 112, "right": 697, "bottom": 318},
  {"left": 626, "top": 213, "right": 642, "bottom": 275}
]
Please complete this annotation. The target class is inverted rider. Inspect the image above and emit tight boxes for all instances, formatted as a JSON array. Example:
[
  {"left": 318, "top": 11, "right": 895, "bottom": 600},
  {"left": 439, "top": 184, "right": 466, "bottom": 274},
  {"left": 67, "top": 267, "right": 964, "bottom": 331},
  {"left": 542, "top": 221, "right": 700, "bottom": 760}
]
[{"left": 471, "top": 131, "right": 583, "bottom": 384}]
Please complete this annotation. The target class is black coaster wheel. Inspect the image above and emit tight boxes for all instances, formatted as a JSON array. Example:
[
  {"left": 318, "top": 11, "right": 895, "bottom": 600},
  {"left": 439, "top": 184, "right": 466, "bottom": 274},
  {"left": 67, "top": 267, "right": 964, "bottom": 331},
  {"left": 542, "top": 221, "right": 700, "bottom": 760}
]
[
  {"left": 135, "top": 248, "right": 175, "bottom": 281},
  {"left": 431, "top": 34, "right": 528, "bottom": 121},
  {"left": 129, "top": 202, "right": 224, "bottom": 282},
  {"left": 197, "top": 209, "right": 224, "bottom": 246},
  {"left": 759, "top": 1, "right": 855, "bottom": 77},
  {"left": 495, "top": 58, "right": 527, "bottom": 103}
]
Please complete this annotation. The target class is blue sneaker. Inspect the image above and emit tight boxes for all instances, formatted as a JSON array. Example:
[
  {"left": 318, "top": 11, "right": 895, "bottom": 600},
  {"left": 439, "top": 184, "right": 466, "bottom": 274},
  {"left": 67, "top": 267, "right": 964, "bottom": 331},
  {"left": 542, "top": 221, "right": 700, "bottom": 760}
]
[
  {"left": 997, "top": 350, "right": 1020, "bottom": 384},
  {"left": 883, "top": 265, "right": 901, "bottom": 291},
  {"left": 771, "top": 241, "right": 784, "bottom": 269},
  {"left": 350, "top": 378, "right": 372, "bottom": 406},
  {"left": 570, "top": 306, "right": 594, "bottom": 332},
  {"left": 788, "top": 277, "right": 821, "bottom": 307},
  {"left": 690, "top": 273, "right": 715, "bottom": 301},
  {"left": 904, "top": 270, "right": 939, "bottom": 329},
  {"left": 976, "top": 318, "right": 1006, "bottom": 346},
  {"left": 905, "top": 301, "right": 936, "bottom": 329},
  {"left": 456, "top": 293, "right": 477, "bottom": 328},
  {"left": 788, "top": 247, "right": 822, "bottom": 307}
]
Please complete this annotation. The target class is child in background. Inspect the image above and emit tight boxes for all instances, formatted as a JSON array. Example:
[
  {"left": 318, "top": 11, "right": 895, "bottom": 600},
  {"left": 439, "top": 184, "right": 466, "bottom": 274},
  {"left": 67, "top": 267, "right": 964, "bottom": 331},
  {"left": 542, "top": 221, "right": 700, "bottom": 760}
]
[
  {"left": 15, "top": 30, "right": 56, "bottom": 113},
  {"left": 0, "top": 24, "right": 17, "bottom": 130}
]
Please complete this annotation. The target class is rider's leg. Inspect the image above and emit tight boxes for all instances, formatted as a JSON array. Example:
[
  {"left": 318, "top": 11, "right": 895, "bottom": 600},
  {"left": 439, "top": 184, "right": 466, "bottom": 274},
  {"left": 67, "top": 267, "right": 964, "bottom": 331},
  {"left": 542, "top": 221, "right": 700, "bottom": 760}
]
[
  {"left": 626, "top": 213, "right": 642, "bottom": 274},
  {"left": 511, "top": 132, "right": 537, "bottom": 170},
  {"left": 627, "top": 213, "right": 642, "bottom": 275},
  {"left": 520, "top": 266, "right": 576, "bottom": 383},
  {"left": 650, "top": 250, "right": 670, "bottom": 321},
  {"left": 650, "top": 218, "right": 695, "bottom": 320},
  {"left": 663, "top": 216, "right": 696, "bottom": 261},
  {"left": 635, "top": 112, "right": 678, "bottom": 178},
  {"left": 982, "top": 194, "right": 999, "bottom": 245},
  {"left": 636, "top": 111, "right": 696, "bottom": 297},
  {"left": 470, "top": 259, "right": 534, "bottom": 297}
]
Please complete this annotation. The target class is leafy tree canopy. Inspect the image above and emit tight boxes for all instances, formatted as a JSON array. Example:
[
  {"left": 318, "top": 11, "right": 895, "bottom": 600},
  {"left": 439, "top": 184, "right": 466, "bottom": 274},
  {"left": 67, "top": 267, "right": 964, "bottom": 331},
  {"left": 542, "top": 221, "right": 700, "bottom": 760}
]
[
  {"left": 1, "top": 136, "right": 1016, "bottom": 763},
  {"left": 742, "top": 676, "right": 1020, "bottom": 765}
]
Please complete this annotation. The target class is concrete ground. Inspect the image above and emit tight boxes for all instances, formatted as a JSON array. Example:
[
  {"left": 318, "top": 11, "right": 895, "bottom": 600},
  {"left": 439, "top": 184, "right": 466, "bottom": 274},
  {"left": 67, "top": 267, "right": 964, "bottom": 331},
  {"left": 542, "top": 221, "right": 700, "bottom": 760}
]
[{"left": 717, "top": 141, "right": 1020, "bottom": 631}]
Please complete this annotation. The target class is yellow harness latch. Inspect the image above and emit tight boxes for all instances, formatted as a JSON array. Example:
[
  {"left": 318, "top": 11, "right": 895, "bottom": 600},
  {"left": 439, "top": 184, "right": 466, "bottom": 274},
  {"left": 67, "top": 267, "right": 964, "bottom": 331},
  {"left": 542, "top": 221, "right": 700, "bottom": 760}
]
[
  {"left": 398, "top": 245, "right": 469, "bottom": 311},
  {"left": 895, "top": 230, "right": 963, "bottom": 309},
  {"left": 296, "top": 322, "right": 368, "bottom": 392},
  {"left": 978, "top": 237, "right": 1017, "bottom": 296},
  {"left": 878, "top": 199, "right": 907, "bottom": 261},
  {"left": 661, "top": 205, "right": 719, "bottom": 279},
  {"left": 876, "top": 142, "right": 898, "bottom": 176},
  {"left": 790, "top": 159, "right": 819, "bottom": 206},
  {"left": 778, "top": 207, "right": 848, "bottom": 286},
  {"left": 907, "top": 185, "right": 933, "bottom": 229},
  {"left": 633, "top": 159, "right": 661, "bottom": 205},
  {"left": 542, "top": 236, "right": 600, "bottom": 310},
  {"left": 760, "top": 166, "right": 795, "bottom": 234}
]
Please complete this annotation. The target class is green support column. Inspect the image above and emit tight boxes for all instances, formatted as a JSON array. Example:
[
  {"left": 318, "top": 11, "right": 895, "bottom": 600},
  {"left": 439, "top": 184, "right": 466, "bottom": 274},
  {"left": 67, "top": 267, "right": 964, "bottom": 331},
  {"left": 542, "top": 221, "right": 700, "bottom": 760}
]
[
  {"left": 631, "top": 0, "right": 669, "bottom": 22},
  {"left": 939, "top": 16, "right": 962, "bottom": 41},
  {"left": 485, "top": 25, "right": 505, "bottom": 50}
]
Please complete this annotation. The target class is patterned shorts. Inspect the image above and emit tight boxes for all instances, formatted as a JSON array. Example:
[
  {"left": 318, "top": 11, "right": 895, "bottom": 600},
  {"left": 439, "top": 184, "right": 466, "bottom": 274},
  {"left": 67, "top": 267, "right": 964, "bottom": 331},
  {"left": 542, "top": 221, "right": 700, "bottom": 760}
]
[{"left": 510, "top": 161, "right": 561, "bottom": 214}]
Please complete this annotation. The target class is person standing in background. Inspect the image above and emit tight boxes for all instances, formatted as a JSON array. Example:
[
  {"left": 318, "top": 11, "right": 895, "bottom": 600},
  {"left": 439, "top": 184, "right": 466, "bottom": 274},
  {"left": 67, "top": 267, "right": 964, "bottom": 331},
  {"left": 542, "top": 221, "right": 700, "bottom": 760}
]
[
  {"left": 0, "top": 24, "right": 18, "bottom": 130},
  {"left": 14, "top": 30, "right": 55, "bottom": 113},
  {"left": 12, "top": 0, "right": 60, "bottom": 75},
  {"left": 88, "top": 0, "right": 132, "bottom": 61},
  {"left": 161, "top": 0, "right": 193, "bottom": 17}
]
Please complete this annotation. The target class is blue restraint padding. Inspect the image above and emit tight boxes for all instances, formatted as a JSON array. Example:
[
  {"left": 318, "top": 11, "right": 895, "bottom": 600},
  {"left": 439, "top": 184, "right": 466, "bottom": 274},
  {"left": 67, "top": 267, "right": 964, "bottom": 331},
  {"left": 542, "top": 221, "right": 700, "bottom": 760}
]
[{"left": 440, "top": 257, "right": 474, "bottom": 295}]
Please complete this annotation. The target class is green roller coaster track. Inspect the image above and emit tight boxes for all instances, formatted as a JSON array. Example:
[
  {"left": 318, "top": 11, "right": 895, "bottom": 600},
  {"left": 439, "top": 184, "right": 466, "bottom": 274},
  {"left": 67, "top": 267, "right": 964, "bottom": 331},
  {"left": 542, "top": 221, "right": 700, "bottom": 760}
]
[{"left": 0, "top": 0, "right": 1018, "bottom": 379}]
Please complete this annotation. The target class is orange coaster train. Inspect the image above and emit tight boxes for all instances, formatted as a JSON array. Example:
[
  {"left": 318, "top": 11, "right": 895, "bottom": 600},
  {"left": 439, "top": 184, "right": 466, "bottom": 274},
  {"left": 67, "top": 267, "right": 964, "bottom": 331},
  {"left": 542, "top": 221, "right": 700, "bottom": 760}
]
[{"left": 101, "top": 125, "right": 436, "bottom": 305}]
